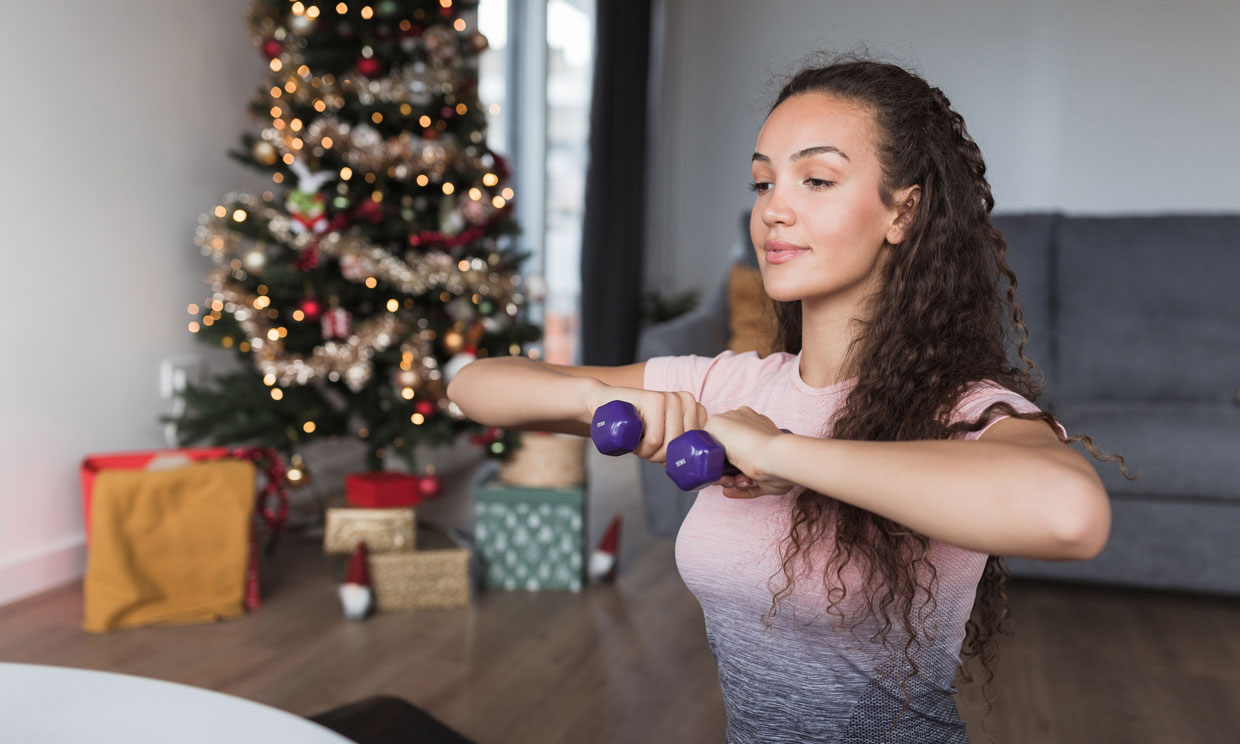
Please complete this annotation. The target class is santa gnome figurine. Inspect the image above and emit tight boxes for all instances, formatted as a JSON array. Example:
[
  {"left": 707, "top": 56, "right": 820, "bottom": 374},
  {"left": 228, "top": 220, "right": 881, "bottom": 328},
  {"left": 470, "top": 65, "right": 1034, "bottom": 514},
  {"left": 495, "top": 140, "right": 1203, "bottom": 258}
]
[
  {"left": 339, "top": 541, "right": 374, "bottom": 620},
  {"left": 588, "top": 514, "right": 622, "bottom": 583}
]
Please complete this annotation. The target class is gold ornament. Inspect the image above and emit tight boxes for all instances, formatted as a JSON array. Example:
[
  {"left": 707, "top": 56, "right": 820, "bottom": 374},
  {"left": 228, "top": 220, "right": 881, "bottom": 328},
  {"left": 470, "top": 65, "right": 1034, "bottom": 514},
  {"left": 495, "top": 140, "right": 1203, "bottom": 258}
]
[
  {"left": 286, "top": 454, "right": 311, "bottom": 488},
  {"left": 253, "top": 140, "right": 278, "bottom": 166}
]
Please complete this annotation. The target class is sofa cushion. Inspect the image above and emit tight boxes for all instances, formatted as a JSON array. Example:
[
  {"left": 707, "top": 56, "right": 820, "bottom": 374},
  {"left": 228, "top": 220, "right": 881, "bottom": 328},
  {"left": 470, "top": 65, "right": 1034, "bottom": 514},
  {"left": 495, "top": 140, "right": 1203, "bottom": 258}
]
[
  {"left": 1055, "top": 215, "right": 1240, "bottom": 403},
  {"left": 990, "top": 213, "right": 1059, "bottom": 408},
  {"left": 1054, "top": 400, "right": 1240, "bottom": 503}
]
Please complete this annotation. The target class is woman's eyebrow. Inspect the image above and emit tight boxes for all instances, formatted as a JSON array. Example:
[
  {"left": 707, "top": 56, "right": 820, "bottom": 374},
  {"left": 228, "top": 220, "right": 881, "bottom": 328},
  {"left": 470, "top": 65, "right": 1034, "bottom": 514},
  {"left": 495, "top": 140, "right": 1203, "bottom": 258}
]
[{"left": 752, "top": 145, "right": 851, "bottom": 164}]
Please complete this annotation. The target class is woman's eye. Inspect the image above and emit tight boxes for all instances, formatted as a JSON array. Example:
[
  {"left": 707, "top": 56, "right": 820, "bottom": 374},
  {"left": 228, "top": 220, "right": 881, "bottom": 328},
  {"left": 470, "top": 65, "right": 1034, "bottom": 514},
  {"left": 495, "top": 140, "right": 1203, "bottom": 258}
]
[
  {"left": 747, "top": 181, "right": 771, "bottom": 194},
  {"left": 806, "top": 178, "right": 835, "bottom": 189}
]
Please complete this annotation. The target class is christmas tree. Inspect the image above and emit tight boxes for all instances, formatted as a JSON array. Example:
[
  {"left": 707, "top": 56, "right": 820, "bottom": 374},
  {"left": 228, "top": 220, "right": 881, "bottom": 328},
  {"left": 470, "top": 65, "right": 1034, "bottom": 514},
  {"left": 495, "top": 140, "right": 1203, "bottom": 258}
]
[{"left": 168, "top": 0, "right": 539, "bottom": 476}]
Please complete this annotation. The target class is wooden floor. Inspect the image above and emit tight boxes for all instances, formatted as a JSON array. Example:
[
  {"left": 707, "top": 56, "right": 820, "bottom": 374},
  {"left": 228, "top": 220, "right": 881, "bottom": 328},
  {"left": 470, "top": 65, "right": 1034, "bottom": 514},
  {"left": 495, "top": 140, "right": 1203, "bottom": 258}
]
[{"left": 1, "top": 533, "right": 1237, "bottom": 743}]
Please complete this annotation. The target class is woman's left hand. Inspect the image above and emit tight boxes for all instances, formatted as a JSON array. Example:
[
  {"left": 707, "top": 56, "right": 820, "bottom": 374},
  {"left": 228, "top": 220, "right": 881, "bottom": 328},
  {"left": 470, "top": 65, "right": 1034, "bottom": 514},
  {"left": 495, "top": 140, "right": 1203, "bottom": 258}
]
[{"left": 703, "top": 407, "right": 799, "bottom": 499}]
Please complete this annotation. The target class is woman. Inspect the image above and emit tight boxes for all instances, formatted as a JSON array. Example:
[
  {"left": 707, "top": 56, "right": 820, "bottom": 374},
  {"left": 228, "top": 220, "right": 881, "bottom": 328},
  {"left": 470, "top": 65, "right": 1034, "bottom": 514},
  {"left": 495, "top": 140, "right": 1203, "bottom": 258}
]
[{"left": 448, "top": 52, "right": 1130, "bottom": 743}]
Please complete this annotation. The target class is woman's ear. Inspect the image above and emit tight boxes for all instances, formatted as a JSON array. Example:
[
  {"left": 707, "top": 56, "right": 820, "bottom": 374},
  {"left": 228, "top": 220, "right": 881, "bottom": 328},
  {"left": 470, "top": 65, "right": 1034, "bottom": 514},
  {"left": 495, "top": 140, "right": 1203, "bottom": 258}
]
[{"left": 886, "top": 185, "right": 922, "bottom": 245}]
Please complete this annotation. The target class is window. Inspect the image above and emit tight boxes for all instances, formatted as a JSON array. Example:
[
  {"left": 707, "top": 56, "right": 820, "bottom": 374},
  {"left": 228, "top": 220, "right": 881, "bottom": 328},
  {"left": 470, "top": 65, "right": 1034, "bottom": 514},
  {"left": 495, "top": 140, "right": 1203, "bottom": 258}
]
[{"left": 478, "top": 0, "right": 594, "bottom": 365}]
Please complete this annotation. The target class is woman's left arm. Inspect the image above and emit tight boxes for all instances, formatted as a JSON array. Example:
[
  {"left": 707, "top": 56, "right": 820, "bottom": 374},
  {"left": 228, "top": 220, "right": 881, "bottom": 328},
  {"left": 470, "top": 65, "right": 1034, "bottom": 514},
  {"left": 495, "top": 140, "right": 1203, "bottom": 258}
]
[{"left": 711, "top": 409, "right": 1111, "bottom": 561}]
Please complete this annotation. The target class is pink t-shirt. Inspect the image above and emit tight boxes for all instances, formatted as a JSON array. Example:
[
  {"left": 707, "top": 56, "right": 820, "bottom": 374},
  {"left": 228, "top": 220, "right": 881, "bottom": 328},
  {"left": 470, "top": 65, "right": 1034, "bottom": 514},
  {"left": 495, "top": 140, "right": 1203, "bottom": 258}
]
[{"left": 643, "top": 349, "right": 1066, "bottom": 743}]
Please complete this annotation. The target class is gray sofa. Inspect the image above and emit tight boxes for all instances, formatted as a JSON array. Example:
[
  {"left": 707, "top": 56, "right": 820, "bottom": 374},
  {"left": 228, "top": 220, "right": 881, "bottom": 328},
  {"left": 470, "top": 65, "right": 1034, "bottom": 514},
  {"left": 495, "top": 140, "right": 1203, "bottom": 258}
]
[{"left": 636, "top": 213, "right": 1240, "bottom": 596}]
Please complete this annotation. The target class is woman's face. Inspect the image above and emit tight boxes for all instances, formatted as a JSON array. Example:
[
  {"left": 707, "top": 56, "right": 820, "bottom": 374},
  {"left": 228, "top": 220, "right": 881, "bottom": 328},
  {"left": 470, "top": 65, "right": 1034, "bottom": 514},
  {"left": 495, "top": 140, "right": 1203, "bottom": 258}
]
[{"left": 749, "top": 92, "right": 912, "bottom": 307}]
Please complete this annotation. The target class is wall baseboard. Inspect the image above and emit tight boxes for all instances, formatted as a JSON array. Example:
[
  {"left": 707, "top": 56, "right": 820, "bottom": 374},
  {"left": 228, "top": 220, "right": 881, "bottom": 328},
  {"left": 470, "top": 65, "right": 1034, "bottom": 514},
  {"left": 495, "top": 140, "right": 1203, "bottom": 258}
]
[{"left": 0, "top": 536, "right": 87, "bottom": 608}]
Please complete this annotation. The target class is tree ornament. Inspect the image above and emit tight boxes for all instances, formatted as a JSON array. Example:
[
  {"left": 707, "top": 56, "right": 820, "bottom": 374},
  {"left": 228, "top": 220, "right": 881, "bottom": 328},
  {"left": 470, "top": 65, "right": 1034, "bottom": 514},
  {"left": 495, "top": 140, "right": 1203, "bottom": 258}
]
[
  {"left": 286, "top": 191, "right": 329, "bottom": 235},
  {"left": 299, "top": 297, "right": 323, "bottom": 322},
  {"left": 356, "top": 57, "right": 384, "bottom": 78},
  {"left": 417, "top": 472, "right": 442, "bottom": 499},
  {"left": 262, "top": 38, "right": 283, "bottom": 59},
  {"left": 470, "top": 426, "right": 501, "bottom": 446},
  {"left": 252, "top": 140, "right": 278, "bottom": 166},
  {"left": 286, "top": 453, "right": 311, "bottom": 488},
  {"left": 414, "top": 399, "right": 435, "bottom": 417},
  {"left": 322, "top": 304, "right": 352, "bottom": 339}
]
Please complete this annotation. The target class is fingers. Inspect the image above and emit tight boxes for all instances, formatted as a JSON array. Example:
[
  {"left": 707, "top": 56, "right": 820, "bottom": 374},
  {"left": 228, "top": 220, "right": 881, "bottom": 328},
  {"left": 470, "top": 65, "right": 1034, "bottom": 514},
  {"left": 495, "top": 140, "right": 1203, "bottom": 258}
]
[{"left": 636, "top": 391, "right": 702, "bottom": 464}]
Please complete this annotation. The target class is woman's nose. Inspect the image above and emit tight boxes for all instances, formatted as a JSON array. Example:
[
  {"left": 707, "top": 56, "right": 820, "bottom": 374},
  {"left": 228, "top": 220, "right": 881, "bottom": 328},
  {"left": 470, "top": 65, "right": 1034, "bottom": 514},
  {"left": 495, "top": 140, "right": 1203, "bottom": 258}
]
[{"left": 761, "top": 186, "right": 795, "bottom": 226}]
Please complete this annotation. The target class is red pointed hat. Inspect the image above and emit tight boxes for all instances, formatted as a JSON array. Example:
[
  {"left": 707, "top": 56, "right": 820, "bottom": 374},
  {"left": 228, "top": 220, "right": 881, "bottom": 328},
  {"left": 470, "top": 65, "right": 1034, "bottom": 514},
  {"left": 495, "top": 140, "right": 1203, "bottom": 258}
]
[
  {"left": 597, "top": 514, "right": 621, "bottom": 555},
  {"left": 345, "top": 541, "right": 370, "bottom": 586}
]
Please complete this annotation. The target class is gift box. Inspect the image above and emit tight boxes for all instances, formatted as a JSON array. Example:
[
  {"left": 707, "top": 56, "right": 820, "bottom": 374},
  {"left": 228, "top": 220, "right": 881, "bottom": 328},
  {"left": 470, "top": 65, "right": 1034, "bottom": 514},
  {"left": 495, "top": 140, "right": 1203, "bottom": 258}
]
[
  {"left": 368, "top": 525, "right": 474, "bottom": 611},
  {"left": 498, "top": 432, "right": 587, "bottom": 488},
  {"left": 345, "top": 471, "right": 423, "bottom": 508},
  {"left": 474, "top": 480, "right": 585, "bottom": 592},
  {"left": 78, "top": 449, "right": 257, "bottom": 632},
  {"left": 323, "top": 507, "right": 416, "bottom": 555}
]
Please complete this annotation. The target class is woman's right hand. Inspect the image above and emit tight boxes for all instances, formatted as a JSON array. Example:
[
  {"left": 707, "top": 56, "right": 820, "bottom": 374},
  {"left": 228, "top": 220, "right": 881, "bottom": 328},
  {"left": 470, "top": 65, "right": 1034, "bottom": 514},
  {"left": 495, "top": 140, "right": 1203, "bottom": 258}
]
[{"left": 586, "top": 386, "right": 708, "bottom": 465}]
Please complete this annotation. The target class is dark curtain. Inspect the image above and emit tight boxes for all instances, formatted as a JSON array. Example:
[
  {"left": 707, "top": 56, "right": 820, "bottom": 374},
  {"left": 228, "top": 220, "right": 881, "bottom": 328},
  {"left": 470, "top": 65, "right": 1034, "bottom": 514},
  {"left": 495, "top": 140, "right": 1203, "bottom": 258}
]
[{"left": 578, "top": 0, "right": 654, "bottom": 366}]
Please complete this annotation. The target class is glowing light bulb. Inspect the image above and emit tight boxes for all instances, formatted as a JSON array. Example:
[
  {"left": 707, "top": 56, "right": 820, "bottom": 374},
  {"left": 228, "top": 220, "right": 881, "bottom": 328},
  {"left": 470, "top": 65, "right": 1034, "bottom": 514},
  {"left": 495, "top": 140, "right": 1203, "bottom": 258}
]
[{"left": 271, "top": 388, "right": 284, "bottom": 400}]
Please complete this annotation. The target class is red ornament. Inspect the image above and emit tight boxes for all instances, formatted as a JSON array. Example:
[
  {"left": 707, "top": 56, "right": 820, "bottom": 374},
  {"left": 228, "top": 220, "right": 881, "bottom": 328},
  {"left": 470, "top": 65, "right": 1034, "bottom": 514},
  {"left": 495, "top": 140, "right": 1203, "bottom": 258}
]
[
  {"left": 299, "top": 298, "right": 323, "bottom": 321},
  {"left": 414, "top": 399, "right": 435, "bottom": 417},
  {"left": 262, "top": 38, "right": 283, "bottom": 59},
  {"left": 294, "top": 243, "right": 320, "bottom": 271},
  {"left": 470, "top": 426, "right": 501, "bottom": 446},
  {"left": 356, "top": 57, "right": 384, "bottom": 77},
  {"left": 418, "top": 473, "right": 442, "bottom": 499},
  {"left": 354, "top": 199, "right": 384, "bottom": 223}
]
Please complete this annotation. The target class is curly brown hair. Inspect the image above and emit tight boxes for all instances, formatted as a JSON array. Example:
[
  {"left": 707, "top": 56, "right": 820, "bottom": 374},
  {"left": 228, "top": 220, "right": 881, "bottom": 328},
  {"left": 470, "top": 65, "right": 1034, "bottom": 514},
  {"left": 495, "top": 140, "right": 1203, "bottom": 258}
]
[{"left": 757, "top": 52, "right": 1136, "bottom": 740}]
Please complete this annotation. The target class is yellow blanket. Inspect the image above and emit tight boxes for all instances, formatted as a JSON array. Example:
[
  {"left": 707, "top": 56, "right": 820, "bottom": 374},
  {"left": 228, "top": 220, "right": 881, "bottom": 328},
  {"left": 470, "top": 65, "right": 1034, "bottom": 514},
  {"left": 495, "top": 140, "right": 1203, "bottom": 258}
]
[{"left": 83, "top": 459, "right": 255, "bottom": 633}]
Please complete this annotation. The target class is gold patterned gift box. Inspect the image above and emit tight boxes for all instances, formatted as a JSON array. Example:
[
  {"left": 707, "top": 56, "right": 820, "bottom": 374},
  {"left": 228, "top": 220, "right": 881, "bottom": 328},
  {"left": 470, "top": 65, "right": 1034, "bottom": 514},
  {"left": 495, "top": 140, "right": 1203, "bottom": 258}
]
[
  {"left": 368, "top": 525, "right": 476, "bottom": 611},
  {"left": 323, "top": 507, "right": 416, "bottom": 555}
]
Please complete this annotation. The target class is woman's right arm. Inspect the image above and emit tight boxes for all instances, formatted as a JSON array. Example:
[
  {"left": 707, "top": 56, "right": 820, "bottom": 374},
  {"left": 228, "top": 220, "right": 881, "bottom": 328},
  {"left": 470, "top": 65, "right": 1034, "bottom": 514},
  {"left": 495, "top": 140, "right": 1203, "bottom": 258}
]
[{"left": 445, "top": 355, "right": 707, "bottom": 464}]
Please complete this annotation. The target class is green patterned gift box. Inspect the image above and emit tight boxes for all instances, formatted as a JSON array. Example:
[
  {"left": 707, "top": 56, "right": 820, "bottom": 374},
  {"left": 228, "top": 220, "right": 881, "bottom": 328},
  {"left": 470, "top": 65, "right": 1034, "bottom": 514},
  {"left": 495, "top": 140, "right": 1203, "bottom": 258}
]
[{"left": 474, "top": 480, "right": 585, "bottom": 592}]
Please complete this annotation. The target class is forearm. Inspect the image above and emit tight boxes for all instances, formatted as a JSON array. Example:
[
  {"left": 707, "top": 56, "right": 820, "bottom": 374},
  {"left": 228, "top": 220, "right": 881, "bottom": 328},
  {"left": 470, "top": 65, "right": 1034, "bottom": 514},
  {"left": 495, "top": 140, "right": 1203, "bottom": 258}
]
[
  {"left": 445, "top": 356, "right": 603, "bottom": 436},
  {"left": 758, "top": 435, "right": 1097, "bottom": 560}
]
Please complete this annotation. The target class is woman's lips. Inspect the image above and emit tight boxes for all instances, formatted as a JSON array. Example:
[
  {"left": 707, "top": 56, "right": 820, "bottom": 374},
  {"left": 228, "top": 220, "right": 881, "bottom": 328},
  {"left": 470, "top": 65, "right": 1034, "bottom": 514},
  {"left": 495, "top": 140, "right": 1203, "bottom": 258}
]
[{"left": 764, "top": 241, "right": 809, "bottom": 264}]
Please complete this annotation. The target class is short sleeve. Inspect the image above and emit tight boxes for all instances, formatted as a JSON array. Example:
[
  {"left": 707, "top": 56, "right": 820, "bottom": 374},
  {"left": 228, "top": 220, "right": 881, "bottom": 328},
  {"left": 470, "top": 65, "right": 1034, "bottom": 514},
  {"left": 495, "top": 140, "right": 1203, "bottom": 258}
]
[
  {"left": 951, "top": 380, "right": 1068, "bottom": 441},
  {"left": 642, "top": 354, "right": 720, "bottom": 400}
]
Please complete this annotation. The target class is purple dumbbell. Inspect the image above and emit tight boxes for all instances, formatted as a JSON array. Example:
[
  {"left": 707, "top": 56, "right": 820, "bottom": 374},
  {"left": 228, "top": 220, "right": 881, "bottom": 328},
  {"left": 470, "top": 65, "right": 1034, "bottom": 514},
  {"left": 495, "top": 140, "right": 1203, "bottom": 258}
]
[
  {"left": 665, "top": 428, "right": 791, "bottom": 491},
  {"left": 590, "top": 400, "right": 644, "bottom": 456}
]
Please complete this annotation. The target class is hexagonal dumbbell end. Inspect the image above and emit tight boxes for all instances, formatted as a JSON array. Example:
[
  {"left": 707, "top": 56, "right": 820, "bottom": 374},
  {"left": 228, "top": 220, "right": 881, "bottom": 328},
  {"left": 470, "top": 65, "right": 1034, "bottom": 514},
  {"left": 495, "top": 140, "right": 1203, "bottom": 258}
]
[
  {"left": 590, "top": 400, "right": 644, "bottom": 456},
  {"left": 665, "top": 427, "right": 792, "bottom": 491},
  {"left": 664, "top": 430, "right": 739, "bottom": 491}
]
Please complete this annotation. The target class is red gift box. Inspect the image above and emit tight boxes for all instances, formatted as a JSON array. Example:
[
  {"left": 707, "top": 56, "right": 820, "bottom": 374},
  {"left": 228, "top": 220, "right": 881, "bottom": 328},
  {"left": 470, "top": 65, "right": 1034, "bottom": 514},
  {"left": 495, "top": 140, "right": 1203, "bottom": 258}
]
[{"left": 346, "top": 472, "right": 423, "bottom": 508}]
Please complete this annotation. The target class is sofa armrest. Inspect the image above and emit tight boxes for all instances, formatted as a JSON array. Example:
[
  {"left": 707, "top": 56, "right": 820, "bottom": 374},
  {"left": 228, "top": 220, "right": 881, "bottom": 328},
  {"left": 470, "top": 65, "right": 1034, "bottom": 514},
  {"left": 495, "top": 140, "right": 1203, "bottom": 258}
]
[{"left": 636, "top": 273, "right": 729, "bottom": 361}]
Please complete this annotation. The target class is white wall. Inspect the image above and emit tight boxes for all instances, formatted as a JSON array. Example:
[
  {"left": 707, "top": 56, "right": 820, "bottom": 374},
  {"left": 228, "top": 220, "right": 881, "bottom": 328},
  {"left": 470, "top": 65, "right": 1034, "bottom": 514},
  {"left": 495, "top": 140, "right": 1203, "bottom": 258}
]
[
  {"left": 0, "top": 0, "right": 267, "bottom": 605},
  {"left": 644, "top": 0, "right": 1240, "bottom": 297}
]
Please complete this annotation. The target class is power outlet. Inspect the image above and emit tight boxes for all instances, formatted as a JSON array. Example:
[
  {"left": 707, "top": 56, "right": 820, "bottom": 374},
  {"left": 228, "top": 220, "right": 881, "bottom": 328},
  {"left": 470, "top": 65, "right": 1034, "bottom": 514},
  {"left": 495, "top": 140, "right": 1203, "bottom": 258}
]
[{"left": 159, "top": 355, "right": 205, "bottom": 400}]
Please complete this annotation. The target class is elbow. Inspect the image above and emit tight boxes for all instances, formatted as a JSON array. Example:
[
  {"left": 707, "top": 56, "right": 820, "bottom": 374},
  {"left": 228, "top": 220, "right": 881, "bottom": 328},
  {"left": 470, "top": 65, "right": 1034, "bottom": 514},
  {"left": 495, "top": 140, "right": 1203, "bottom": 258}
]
[{"left": 1054, "top": 475, "right": 1112, "bottom": 561}]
